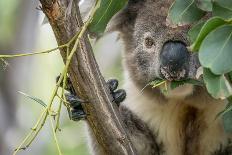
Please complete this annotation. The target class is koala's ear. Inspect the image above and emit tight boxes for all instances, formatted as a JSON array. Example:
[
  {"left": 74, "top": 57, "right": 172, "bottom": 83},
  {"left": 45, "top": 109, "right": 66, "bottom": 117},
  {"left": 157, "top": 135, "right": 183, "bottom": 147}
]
[{"left": 107, "top": 0, "right": 145, "bottom": 33}]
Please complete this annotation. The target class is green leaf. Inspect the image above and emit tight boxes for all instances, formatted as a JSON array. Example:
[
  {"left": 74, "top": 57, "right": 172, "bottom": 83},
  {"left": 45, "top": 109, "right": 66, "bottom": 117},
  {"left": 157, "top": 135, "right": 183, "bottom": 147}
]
[
  {"left": 18, "top": 91, "right": 47, "bottom": 107},
  {"left": 223, "top": 110, "right": 232, "bottom": 133},
  {"left": 217, "top": 99, "right": 232, "bottom": 118},
  {"left": 190, "top": 17, "right": 226, "bottom": 51},
  {"left": 88, "top": 0, "right": 128, "bottom": 35},
  {"left": 229, "top": 72, "right": 232, "bottom": 82},
  {"left": 214, "top": 0, "right": 232, "bottom": 11},
  {"left": 167, "top": 0, "right": 205, "bottom": 26},
  {"left": 203, "top": 68, "right": 232, "bottom": 99},
  {"left": 196, "top": 0, "right": 212, "bottom": 11},
  {"left": 199, "top": 25, "right": 232, "bottom": 74},
  {"left": 188, "top": 21, "right": 205, "bottom": 44},
  {"left": 212, "top": 2, "right": 232, "bottom": 20},
  {"left": 222, "top": 99, "right": 232, "bottom": 133},
  {"left": 170, "top": 79, "right": 203, "bottom": 90}
]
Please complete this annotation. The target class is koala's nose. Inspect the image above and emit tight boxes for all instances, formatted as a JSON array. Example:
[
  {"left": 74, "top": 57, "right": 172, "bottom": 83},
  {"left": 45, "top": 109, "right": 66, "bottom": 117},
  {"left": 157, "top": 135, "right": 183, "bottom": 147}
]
[{"left": 160, "top": 41, "right": 190, "bottom": 81}]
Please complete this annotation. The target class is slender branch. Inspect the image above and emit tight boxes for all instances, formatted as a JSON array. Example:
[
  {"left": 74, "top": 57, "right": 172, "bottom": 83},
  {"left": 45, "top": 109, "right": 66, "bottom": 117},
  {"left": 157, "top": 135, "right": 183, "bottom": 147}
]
[
  {"left": 50, "top": 117, "right": 63, "bottom": 155},
  {"left": 0, "top": 45, "right": 67, "bottom": 58},
  {"left": 13, "top": 109, "right": 47, "bottom": 155}
]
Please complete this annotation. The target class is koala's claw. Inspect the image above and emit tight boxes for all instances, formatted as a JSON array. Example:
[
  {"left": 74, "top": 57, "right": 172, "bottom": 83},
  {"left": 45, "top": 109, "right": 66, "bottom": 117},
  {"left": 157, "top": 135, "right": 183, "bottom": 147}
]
[
  {"left": 107, "top": 79, "right": 127, "bottom": 105},
  {"left": 70, "top": 109, "right": 86, "bottom": 121},
  {"left": 112, "top": 89, "right": 126, "bottom": 106},
  {"left": 65, "top": 93, "right": 84, "bottom": 108},
  {"left": 56, "top": 76, "right": 126, "bottom": 121},
  {"left": 56, "top": 75, "right": 86, "bottom": 121},
  {"left": 65, "top": 93, "right": 86, "bottom": 121},
  {"left": 107, "top": 79, "right": 119, "bottom": 91}
]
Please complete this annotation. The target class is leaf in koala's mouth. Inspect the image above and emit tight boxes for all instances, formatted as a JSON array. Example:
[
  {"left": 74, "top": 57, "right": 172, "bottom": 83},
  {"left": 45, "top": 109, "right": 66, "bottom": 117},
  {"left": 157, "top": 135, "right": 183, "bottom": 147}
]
[
  {"left": 170, "top": 79, "right": 203, "bottom": 90},
  {"left": 149, "top": 79, "right": 203, "bottom": 92}
]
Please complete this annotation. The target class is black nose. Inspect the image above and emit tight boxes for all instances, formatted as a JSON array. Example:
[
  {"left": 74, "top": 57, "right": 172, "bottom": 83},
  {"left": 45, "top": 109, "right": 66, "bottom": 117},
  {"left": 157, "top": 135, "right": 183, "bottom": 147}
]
[{"left": 160, "top": 41, "right": 189, "bottom": 81}]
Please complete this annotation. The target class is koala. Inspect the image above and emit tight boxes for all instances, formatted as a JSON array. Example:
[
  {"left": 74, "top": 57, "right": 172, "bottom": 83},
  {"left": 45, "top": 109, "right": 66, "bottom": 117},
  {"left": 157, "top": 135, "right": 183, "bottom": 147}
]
[{"left": 65, "top": 0, "right": 232, "bottom": 155}]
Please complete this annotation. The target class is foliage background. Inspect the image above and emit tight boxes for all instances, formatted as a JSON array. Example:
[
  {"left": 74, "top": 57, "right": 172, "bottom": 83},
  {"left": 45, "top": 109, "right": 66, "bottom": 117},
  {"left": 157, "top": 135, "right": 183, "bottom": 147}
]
[{"left": 0, "top": 0, "right": 123, "bottom": 154}]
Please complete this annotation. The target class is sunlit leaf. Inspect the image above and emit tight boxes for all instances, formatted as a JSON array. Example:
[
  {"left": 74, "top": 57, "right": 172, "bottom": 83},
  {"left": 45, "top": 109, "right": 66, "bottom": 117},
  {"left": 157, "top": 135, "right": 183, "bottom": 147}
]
[
  {"left": 203, "top": 68, "right": 232, "bottom": 99},
  {"left": 88, "top": 0, "right": 128, "bottom": 35},
  {"left": 167, "top": 0, "right": 205, "bottom": 26},
  {"left": 196, "top": 0, "right": 212, "bottom": 11},
  {"left": 212, "top": 2, "right": 232, "bottom": 20},
  {"left": 170, "top": 79, "right": 203, "bottom": 90},
  {"left": 199, "top": 25, "right": 232, "bottom": 74},
  {"left": 190, "top": 17, "right": 226, "bottom": 51},
  {"left": 214, "top": 0, "right": 232, "bottom": 11},
  {"left": 188, "top": 21, "right": 205, "bottom": 44}
]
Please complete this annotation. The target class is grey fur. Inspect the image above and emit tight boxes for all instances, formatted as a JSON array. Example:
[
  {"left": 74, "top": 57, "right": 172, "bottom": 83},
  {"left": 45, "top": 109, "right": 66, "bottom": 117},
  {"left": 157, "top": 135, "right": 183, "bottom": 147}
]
[
  {"left": 86, "top": 0, "right": 232, "bottom": 155},
  {"left": 119, "top": 105, "right": 164, "bottom": 155},
  {"left": 110, "top": 0, "right": 197, "bottom": 87}
]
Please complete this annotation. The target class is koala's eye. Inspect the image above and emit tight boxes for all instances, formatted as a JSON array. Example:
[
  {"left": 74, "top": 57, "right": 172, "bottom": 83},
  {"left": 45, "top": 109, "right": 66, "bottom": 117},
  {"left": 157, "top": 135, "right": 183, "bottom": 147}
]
[{"left": 145, "top": 37, "right": 154, "bottom": 48}]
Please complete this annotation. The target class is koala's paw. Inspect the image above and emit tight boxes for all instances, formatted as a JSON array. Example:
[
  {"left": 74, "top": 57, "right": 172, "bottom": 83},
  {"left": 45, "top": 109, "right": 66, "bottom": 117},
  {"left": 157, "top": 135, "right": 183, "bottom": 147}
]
[
  {"left": 56, "top": 76, "right": 126, "bottom": 121},
  {"left": 56, "top": 75, "right": 87, "bottom": 121},
  {"left": 107, "top": 79, "right": 126, "bottom": 106},
  {"left": 65, "top": 93, "right": 86, "bottom": 121}
]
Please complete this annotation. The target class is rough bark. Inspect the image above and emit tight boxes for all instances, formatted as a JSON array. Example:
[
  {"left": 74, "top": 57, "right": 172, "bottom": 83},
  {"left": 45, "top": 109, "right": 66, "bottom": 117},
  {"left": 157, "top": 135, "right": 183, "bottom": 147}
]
[{"left": 39, "top": 0, "right": 136, "bottom": 154}]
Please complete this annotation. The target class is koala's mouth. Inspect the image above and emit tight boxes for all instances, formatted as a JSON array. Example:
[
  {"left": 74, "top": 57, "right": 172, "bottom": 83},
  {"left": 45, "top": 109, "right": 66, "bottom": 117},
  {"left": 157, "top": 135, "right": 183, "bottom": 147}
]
[
  {"left": 153, "top": 49, "right": 202, "bottom": 98},
  {"left": 160, "top": 67, "right": 187, "bottom": 81}
]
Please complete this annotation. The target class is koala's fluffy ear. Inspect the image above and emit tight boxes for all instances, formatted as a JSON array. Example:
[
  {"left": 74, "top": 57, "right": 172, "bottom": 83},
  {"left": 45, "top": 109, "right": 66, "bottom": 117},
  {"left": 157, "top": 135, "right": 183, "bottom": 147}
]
[{"left": 107, "top": 0, "right": 145, "bottom": 33}]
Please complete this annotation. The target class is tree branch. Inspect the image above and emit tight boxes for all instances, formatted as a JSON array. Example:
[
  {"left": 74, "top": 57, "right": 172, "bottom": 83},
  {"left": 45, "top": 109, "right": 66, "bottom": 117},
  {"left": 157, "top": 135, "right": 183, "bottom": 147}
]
[{"left": 39, "top": 0, "right": 136, "bottom": 154}]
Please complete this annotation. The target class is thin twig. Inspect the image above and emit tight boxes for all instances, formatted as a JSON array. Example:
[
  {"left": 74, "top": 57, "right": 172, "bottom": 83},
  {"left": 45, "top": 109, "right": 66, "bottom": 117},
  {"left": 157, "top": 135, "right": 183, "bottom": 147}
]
[
  {"left": 0, "top": 45, "right": 67, "bottom": 58},
  {"left": 50, "top": 116, "right": 63, "bottom": 155}
]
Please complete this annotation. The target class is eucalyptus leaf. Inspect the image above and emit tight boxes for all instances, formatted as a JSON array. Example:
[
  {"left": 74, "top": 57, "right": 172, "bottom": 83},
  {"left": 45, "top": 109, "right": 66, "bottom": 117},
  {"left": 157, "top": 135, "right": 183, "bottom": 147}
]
[
  {"left": 217, "top": 99, "right": 232, "bottom": 118},
  {"left": 188, "top": 21, "right": 205, "bottom": 44},
  {"left": 199, "top": 25, "right": 232, "bottom": 74},
  {"left": 170, "top": 79, "right": 203, "bottom": 90},
  {"left": 196, "top": 0, "right": 212, "bottom": 11},
  {"left": 18, "top": 91, "right": 47, "bottom": 107},
  {"left": 212, "top": 2, "right": 232, "bottom": 20},
  {"left": 222, "top": 104, "right": 232, "bottom": 133},
  {"left": 190, "top": 17, "right": 226, "bottom": 51},
  {"left": 229, "top": 72, "right": 232, "bottom": 82},
  {"left": 203, "top": 68, "right": 232, "bottom": 99},
  {"left": 167, "top": 0, "right": 205, "bottom": 26},
  {"left": 88, "top": 0, "right": 128, "bottom": 35},
  {"left": 214, "top": 0, "right": 232, "bottom": 11}
]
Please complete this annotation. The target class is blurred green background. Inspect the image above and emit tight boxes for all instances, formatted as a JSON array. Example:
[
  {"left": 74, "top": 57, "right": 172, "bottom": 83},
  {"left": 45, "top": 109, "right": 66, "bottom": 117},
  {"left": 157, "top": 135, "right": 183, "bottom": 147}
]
[{"left": 0, "top": 0, "right": 123, "bottom": 154}]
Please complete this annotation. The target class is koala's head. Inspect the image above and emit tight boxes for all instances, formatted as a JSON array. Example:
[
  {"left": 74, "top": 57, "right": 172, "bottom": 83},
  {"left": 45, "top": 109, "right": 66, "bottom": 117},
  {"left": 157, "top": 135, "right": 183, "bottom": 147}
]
[{"left": 110, "top": 0, "right": 200, "bottom": 92}]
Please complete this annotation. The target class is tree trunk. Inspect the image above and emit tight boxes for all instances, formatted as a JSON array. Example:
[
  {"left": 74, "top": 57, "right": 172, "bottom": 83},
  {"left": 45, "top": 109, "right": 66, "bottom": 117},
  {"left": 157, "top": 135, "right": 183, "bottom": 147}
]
[{"left": 39, "top": 0, "right": 136, "bottom": 154}]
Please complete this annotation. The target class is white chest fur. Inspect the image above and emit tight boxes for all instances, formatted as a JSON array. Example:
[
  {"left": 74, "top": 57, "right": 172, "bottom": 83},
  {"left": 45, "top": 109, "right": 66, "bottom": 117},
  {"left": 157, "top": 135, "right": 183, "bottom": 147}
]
[{"left": 123, "top": 80, "right": 229, "bottom": 155}]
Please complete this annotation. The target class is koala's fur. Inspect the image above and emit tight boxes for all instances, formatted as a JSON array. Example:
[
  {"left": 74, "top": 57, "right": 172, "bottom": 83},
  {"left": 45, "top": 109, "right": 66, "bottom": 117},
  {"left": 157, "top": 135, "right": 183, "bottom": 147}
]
[{"left": 86, "top": 0, "right": 232, "bottom": 155}]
